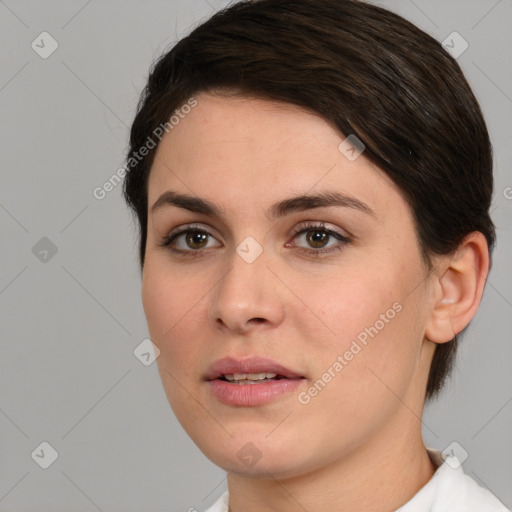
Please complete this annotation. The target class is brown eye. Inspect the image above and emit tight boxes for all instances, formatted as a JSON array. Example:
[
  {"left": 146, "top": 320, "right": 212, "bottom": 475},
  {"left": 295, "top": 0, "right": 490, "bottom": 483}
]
[
  {"left": 159, "top": 225, "right": 222, "bottom": 256},
  {"left": 305, "top": 229, "right": 330, "bottom": 248},
  {"left": 185, "top": 231, "right": 209, "bottom": 249},
  {"left": 290, "top": 223, "right": 351, "bottom": 258}
]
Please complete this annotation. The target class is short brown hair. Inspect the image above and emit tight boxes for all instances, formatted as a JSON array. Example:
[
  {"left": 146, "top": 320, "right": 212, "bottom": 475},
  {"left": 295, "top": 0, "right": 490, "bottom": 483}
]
[{"left": 123, "top": 0, "right": 496, "bottom": 400}]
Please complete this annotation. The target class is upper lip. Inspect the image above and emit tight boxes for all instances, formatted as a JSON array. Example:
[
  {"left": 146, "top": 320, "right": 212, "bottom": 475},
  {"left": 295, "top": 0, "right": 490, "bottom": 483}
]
[{"left": 205, "top": 356, "right": 304, "bottom": 380}]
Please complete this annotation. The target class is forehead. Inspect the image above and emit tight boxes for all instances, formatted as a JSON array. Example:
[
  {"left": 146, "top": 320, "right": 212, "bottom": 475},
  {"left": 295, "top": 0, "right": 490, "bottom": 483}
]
[{"left": 147, "top": 92, "right": 404, "bottom": 220}]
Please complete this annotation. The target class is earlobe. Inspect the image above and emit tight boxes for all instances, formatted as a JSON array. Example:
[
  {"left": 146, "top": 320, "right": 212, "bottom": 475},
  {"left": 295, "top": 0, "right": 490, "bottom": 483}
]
[{"left": 425, "top": 232, "right": 490, "bottom": 344}]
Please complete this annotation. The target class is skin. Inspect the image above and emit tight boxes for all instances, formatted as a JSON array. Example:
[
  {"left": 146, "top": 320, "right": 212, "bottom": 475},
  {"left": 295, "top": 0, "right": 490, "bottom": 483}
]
[{"left": 141, "top": 92, "right": 489, "bottom": 512}]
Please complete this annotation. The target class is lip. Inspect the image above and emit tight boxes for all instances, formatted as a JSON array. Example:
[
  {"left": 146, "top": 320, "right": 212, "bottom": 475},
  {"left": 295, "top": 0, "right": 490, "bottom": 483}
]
[
  {"left": 205, "top": 356, "right": 306, "bottom": 407},
  {"left": 204, "top": 356, "right": 304, "bottom": 381}
]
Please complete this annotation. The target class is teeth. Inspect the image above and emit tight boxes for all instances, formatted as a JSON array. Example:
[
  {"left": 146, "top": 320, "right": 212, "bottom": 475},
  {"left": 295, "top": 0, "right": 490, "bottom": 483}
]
[{"left": 224, "top": 372, "right": 278, "bottom": 381}]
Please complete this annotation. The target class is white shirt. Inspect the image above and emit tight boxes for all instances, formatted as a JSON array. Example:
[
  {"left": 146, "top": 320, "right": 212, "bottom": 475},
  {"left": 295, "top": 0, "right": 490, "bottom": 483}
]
[{"left": 203, "top": 449, "right": 510, "bottom": 511}]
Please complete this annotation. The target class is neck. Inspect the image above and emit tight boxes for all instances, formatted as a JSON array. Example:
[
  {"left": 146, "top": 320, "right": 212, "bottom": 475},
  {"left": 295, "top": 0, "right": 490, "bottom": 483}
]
[{"left": 226, "top": 420, "right": 436, "bottom": 512}]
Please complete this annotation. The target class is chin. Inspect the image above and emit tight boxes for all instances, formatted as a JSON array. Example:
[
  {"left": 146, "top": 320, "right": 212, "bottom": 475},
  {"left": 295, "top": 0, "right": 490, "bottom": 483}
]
[
  {"left": 194, "top": 431, "right": 318, "bottom": 480},
  {"left": 216, "top": 453, "right": 309, "bottom": 480}
]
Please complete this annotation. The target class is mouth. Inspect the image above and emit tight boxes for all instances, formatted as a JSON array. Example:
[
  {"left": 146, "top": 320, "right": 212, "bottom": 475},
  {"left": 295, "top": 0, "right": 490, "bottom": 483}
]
[
  {"left": 205, "top": 356, "right": 305, "bottom": 382},
  {"left": 205, "top": 356, "right": 306, "bottom": 406},
  {"left": 218, "top": 372, "right": 290, "bottom": 384}
]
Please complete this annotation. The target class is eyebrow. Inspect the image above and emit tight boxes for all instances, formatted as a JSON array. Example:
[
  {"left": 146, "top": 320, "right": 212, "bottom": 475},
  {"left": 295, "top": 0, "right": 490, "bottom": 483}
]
[{"left": 150, "top": 190, "right": 376, "bottom": 220}]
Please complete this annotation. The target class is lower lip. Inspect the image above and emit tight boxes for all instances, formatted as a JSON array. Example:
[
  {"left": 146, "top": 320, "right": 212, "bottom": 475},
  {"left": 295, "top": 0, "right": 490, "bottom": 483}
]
[{"left": 208, "top": 378, "right": 305, "bottom": 406}]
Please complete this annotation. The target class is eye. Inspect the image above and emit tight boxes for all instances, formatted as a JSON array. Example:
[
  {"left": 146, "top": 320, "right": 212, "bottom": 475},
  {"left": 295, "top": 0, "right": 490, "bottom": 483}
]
[
  {"left": 159, "top": 221, "right": 351, "bottom": 259},
  {"left": 288, "top": 222, "right": 351, "bottom": 258},
  {"left": 158, "top": 224, "right": 221, "bottom": 257}
]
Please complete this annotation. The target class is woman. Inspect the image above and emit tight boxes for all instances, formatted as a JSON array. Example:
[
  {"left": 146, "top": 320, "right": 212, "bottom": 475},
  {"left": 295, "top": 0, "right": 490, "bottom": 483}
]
[{"left": 123, "top": 0, "right": 508, "bottom": 510}]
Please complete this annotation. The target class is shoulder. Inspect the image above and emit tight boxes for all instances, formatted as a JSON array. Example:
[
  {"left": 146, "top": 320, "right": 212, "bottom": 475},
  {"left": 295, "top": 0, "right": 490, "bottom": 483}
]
[
  {"left": 433, "top": 465, "right": 509, "bottom": 511},
  {"left": 401, "top": 448, "right": 510, "bottom": 512},
  {"left": 202, "top": 452, "right": 510, "bottom": 512}
]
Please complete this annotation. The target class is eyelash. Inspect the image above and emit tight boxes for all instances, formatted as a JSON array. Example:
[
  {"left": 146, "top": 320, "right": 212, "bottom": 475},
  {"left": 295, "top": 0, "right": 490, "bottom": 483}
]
[{"left": 158, "top": 222, "right": 351, "bottom": 259}]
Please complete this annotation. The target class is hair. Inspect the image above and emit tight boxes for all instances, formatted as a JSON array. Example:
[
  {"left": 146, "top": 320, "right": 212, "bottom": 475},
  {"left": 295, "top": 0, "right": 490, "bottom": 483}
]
[{"left": 122, "top": 0, "right": 496, "bottom": 401}]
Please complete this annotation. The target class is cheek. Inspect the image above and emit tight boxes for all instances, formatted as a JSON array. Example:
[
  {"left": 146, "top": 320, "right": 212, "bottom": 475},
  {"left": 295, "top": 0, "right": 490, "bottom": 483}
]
[
  {"left": 142, "top": 256, "right": 201, "bottom": 329},
  {"left": 294, "top": 302, "right": 419, "bottom": 455},
  {"left": 294, "top": 260, "right": 420, "bottom": 404},
  {"left": 142, "top": 264, "right": 210, "bottom": 421},
  {"left": 141, "top": 264, "right": 203, "bottom": 364},
  {"left": 295, "top": 263, "right": 402, "bottom": 351}
]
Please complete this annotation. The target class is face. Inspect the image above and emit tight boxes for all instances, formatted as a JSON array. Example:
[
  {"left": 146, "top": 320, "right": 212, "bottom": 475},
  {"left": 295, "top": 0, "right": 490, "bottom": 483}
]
[{"left": 142, "top": 92, "right": 436, "bottom": 479}]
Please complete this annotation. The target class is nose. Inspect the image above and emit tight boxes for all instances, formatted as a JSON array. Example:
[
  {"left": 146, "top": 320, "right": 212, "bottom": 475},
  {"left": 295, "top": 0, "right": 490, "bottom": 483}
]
[{"left": 208, "top": 246, "right": 285, "bottom": 334}]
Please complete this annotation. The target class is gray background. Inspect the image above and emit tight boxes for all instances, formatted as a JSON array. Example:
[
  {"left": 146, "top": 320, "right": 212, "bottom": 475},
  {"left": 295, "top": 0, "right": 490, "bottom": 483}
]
[{"left": 1, "top": 0, "right": 511, "bottom": 510}]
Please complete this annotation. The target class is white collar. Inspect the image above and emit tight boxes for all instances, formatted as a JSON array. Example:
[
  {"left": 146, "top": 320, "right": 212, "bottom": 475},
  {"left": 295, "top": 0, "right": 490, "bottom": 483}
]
[{"left": 204, "top": 448, "right": 508, "bottom": 512}]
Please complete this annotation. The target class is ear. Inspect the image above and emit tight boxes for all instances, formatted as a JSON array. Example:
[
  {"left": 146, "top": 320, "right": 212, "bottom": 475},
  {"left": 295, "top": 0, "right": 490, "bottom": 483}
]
[{"left": 425, "top": 232, "right": 490, "bottom": 344}]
